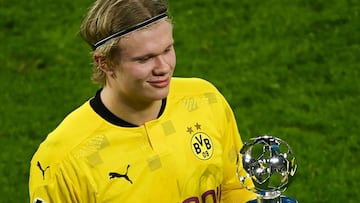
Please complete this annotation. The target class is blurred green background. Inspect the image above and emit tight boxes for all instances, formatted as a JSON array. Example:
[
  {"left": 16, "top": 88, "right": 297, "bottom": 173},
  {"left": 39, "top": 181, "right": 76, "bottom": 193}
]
[{"left": 1, "top": 0, "right": 359, "bottom": 202}]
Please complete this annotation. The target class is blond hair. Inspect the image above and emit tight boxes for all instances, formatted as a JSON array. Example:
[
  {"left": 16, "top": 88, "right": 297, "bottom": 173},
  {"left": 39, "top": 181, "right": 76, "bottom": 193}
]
[{"left": 80, "top": 0, "right": 169, "bottom": 85}]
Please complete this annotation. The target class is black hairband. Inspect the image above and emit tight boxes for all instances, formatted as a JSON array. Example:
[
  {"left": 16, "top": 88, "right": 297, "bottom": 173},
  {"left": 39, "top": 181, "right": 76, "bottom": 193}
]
[{"left": 93, "top": 12, "right": 168, "bottom": 50}]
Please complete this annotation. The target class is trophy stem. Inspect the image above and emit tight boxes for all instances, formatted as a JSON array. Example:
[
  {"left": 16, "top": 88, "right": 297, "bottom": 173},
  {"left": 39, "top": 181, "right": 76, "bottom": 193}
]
[
  {"left": 247, "top": 193, "right": 298, "bottom": 203},
  {"left": 255, "top": 191, "right": 282, "bottom": 203},
  {"left": 256, "top": 195, "right": 281, "bottom": 203},
  {"left": 248, "top": 191, "right": 284, "bottom": 203}
]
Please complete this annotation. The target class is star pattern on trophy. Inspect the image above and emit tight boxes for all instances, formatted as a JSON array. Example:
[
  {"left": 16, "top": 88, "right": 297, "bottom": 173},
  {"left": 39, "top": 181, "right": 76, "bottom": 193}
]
[{"left": 238, "top": 135, "right": 298, "bottom": 203}]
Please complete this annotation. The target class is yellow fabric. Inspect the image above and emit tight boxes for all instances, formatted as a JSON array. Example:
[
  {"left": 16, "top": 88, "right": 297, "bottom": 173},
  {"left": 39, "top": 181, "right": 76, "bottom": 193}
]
[{"left": 29, "top": 77, "right": 256, "bottom": 203}]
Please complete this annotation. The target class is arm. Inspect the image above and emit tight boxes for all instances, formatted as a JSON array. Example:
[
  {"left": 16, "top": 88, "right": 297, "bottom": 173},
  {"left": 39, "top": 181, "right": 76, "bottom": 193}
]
[{"left": 219, "top": 98, "right": 256, "bottom": 203}]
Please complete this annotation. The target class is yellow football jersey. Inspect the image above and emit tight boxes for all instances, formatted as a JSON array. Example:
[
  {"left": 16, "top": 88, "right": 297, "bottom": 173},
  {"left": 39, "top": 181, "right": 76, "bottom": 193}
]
[{"left": 29, "top": 77, "right": 255, "bottom": 203}]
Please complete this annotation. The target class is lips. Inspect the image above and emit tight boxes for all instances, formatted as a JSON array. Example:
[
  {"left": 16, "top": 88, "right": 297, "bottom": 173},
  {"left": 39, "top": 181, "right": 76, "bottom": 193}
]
[{"left": 148, "top": 78, "right": 170, "bottom": 88}]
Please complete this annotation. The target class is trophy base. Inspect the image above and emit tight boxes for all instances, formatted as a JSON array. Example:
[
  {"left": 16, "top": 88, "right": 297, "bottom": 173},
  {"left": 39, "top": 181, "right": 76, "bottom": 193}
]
[{"left": 247, "top": 196, "right": 298, "bottom": 203}]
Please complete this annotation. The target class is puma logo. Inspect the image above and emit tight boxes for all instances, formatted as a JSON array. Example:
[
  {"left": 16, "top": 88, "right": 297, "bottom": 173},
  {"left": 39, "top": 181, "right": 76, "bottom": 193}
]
[
  {"left": 37, "top": 161, "right": 50, "bottom": 180},
  {"left": 34, "top": 197, "right": 47, "bottom": 203},
  {"left": 109, "top": 164, "right": 133, "bottom": 184}
]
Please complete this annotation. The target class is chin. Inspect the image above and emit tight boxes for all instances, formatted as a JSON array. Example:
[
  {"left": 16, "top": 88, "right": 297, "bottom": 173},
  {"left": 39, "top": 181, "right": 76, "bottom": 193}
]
[{"left": 151, "top": 89, "right": 170, "bottom": 100}]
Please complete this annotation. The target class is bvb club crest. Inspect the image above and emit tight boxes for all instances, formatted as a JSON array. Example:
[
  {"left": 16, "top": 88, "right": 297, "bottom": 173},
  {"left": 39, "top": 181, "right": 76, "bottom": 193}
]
[{"left": 187, "top": 123, "right": 214, "bottom": 160}]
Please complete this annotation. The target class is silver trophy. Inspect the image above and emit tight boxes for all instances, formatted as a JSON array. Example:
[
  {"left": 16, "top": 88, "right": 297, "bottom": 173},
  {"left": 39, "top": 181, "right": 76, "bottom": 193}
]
[{"left": 237, "top": 135, "right": 298, "bottom": 203}]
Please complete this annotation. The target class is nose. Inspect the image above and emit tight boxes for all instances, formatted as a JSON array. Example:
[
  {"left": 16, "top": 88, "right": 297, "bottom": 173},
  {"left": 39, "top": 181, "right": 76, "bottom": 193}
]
[{"left": 153, "top": 55, "right": 170, "bottom": 75}]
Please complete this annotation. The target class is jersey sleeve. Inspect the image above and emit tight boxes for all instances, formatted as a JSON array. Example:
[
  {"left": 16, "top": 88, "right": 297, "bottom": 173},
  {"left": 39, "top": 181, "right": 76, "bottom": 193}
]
[
  {"left": 29, "top": 153, "right": 95, "bottom": 203},
  {"left": 29, "top": 102, "right": 100, "bottom": 203},
  {"left": 218, "top": 95, "right": 256, "bottom": 203}
]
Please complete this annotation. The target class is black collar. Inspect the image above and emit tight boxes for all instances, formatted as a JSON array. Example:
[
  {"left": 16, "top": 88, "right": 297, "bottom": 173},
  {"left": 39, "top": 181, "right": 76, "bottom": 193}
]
[{"left": 89, "top": 89, "right": 166, "bottom": 127}]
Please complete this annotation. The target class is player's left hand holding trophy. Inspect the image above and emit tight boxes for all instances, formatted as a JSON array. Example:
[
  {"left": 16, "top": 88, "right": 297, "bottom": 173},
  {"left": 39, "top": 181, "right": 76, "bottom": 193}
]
[{"left": 237, "top": 135, "right": 298, "bottom": 203}]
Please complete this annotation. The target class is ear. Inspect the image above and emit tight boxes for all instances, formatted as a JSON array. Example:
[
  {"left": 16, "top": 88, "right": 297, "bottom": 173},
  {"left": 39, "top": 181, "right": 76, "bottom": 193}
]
[{"left": 93, "top": 52, "right": 114, "bottom": 76}]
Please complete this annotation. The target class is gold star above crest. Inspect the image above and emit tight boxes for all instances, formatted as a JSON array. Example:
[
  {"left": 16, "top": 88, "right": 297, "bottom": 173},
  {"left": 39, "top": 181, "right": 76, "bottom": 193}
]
[
  {"left": 194, "top": 123, "right": 201, "bottom": 130},
  {"left": 187, "top": 127, "right": 193, "bottom": 134}
]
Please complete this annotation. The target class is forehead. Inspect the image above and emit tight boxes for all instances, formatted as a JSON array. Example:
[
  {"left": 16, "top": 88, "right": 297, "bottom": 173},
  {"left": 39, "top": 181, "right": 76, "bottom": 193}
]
[{"left": 118, "top": 20, "right": 173, "bottom": 57}]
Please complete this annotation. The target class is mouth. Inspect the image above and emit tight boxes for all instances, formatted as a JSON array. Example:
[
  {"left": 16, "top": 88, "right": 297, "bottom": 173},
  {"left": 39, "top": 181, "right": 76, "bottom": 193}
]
[{"left": 148, "top": 78, "right": 170, "bottom": 88}]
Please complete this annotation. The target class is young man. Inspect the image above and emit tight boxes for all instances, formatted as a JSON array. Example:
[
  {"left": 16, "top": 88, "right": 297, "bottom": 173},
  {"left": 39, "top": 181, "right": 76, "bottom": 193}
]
[{"left": 29, "top": 0, "right": 255, "bottom": 202}]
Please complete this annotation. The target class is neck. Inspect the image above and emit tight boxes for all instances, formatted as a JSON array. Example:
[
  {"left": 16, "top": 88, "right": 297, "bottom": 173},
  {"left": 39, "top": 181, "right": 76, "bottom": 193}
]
[{"left": 100, "top": 88, "right": 163, "bottom": 126}]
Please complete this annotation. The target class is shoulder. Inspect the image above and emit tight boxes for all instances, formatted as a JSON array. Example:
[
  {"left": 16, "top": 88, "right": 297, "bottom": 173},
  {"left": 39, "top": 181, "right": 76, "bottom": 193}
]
[
  {"left": 167, "top": 77, "right": 232, "bottom": 115},
  {"left": 30, "top": 100, "right": 109, "bottom": 193},
  {"left": 169, "top": 77, "right": 219, "bottom": 95},
  {"left": 31, "top": 101, "right": 101, "bottom": 164}
]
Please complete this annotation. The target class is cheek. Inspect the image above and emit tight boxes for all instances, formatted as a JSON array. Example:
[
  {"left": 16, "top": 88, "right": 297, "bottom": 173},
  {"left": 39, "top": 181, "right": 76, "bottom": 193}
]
[
  {"left": 127, "top": 68, "right": 155, "bottom": 84},
  {"left": 116, "top": 62, "right": 149, "bottom": 80},
  {"left": 167, "top": 50, "right": 177, "bottom": 68}
]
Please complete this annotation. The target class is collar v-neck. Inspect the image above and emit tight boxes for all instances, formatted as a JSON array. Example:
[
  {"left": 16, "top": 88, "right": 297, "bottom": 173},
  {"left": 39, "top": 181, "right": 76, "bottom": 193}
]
[{"left": 89, "top": 89, "right": 166, "bottom": 127}]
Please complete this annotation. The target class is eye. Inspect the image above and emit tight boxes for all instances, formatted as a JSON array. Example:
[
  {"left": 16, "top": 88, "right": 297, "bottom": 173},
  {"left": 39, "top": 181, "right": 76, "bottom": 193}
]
[
  {"left": 136, "top": 55, "right": 152, "bottom": 64},
  {"left": 164, "top": 45, "right": 173, "bottom": 54},
  {"left": 164, "top": 48, "right": 171, "bottom": 53}
]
